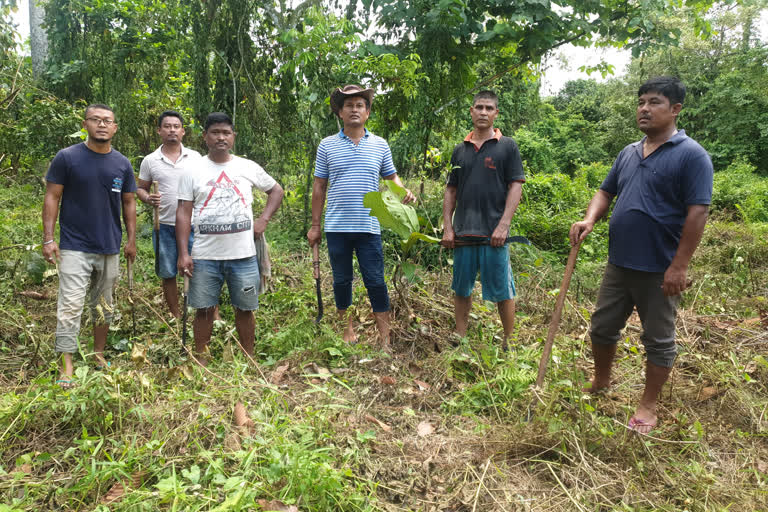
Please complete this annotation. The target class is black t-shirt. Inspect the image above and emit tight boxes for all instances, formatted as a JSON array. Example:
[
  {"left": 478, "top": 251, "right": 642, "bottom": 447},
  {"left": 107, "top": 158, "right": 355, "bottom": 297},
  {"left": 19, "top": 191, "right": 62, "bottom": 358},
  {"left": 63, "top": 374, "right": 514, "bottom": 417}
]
[
  {"left": 46, "top": 143, "right": 136, "bottom": 254},
  {"left": 447, "top": 131, "right": 525, "bottom": 237}
]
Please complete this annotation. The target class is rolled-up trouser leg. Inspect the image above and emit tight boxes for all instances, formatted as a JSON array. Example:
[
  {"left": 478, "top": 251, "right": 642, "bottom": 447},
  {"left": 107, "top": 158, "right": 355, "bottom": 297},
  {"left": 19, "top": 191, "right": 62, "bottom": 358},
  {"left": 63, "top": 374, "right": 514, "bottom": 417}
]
[
  {"left": 630, "top": 270, "right": 680, "bottom": 368},
  {"left": 55, "top": 250, "right": 94, "bottom": 354},
  {"left": 589, "top": 263, "right": 636, "bottom": 346}
]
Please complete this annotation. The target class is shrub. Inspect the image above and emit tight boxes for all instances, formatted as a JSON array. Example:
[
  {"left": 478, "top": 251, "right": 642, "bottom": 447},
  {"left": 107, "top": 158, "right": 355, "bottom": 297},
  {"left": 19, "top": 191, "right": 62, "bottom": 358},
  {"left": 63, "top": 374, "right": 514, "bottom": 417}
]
[{"left": 712, "top": 158, "right": 768, "bottom": 223}]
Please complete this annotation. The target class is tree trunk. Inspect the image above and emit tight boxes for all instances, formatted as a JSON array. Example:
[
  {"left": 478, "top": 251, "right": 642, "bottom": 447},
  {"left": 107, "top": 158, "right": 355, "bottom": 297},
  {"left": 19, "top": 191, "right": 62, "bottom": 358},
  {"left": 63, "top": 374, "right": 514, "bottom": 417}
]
[{"left": 29, "top": 0, "right": 48, "bottom": 78}]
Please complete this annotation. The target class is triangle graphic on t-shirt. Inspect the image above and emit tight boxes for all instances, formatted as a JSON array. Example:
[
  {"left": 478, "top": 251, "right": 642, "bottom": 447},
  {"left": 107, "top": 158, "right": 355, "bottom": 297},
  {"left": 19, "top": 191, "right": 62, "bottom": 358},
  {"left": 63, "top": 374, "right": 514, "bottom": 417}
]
[{"left": 199, "top": 171, "right": 247, "bottom": 214}]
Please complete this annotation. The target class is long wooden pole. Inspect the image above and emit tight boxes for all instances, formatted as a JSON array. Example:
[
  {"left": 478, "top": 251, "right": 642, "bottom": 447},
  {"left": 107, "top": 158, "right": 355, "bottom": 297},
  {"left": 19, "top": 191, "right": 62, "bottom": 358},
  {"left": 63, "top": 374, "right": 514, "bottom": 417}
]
[{"left": 535, "top": 242, "right": 581, "bottom": 388}]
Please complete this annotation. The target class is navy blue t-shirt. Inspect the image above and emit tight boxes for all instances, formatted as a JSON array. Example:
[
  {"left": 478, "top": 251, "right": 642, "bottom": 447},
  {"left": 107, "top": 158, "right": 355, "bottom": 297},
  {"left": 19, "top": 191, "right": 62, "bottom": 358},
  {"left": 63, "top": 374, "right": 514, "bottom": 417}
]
[
  {"left": 46, "top": 143, "right": 136, "bottom": 254},
  {"left": 601, "top": 130, "right": 713, "bottom": 272}
]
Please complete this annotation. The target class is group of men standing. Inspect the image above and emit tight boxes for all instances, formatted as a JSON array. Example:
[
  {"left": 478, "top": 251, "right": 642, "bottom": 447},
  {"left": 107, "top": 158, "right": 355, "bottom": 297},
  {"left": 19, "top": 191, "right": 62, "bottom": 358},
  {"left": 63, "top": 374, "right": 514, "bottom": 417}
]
[{"left": 42, "top": 76, "right": 712, "bottom": 434}]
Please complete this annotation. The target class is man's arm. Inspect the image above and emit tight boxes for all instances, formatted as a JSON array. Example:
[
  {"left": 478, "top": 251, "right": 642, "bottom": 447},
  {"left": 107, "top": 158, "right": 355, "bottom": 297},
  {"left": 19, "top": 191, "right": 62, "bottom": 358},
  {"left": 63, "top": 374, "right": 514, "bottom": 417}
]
[
  {"left": 568, "top": 189, "right": 615, "bottom": 246},
  {"left": 122, "top": 192, "right": 137, "bottom": 263},
  {"left": 662, "top": 204, "right": 708, "bottom": 296},
  {"left": 42, "top": 182, "right": 64, "bottom": 264},
  {"left": 490, "top": 181, "right": 523, "bottom": 247},
  {"left": 253, "top": 183, "right": 285, "bottom": 239},
  {"left": 441, "top": 185, "right": 458, "bottom": 248},
  {"left": 137, "top": 178, "right": 161, "bottom": 207},
  {"left": 176, "top": 199, "right": 194, "bottom": 275},
  {"left": 307, "top": 177, "right": 328, "bottom": 247},
  {"left": 382, "top": 173, "right": 415, "bottom": 204}
]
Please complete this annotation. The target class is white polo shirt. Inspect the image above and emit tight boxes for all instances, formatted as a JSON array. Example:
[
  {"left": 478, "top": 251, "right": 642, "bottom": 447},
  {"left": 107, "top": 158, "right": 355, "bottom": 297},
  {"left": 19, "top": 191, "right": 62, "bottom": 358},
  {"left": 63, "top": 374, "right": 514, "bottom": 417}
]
[{"left": 138, "top": 144, "right": 202, "bottom": 225}]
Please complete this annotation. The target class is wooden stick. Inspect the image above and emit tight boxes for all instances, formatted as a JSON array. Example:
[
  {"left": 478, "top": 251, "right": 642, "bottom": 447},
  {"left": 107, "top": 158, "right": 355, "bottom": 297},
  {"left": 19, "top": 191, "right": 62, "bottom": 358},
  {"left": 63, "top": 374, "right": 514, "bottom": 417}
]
[{"left": 535, "top": 242, "right": 581, "bottom": 388}]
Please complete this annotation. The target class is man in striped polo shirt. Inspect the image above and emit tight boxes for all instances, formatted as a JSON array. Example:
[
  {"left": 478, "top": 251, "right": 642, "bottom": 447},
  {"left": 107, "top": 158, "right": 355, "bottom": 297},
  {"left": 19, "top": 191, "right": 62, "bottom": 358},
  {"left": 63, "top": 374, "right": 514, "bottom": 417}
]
[{"left": 307, "top": 85, "right": 415, "bottom": 351}]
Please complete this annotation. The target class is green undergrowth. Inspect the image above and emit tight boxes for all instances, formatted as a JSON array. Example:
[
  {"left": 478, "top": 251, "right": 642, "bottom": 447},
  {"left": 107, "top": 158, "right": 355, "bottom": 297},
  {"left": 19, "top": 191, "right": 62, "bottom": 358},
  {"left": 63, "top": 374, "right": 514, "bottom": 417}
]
[{"left": 1, "top": 178, "right": 768, "bottom": 510}]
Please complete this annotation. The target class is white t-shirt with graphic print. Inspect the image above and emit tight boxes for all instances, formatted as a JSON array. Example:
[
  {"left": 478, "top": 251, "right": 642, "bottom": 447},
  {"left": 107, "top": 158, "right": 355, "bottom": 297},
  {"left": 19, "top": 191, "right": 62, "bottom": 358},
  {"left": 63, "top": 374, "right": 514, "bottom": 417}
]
[{"left": 177, "top": 155, "right": 277, "bottom": 260}]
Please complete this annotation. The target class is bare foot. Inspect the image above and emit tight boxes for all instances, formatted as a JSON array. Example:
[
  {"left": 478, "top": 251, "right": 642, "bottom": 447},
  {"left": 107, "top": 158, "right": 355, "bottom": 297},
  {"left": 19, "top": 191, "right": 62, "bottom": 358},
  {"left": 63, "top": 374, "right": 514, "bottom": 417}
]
[
  {"left": 582, "top": 379, "right": 611, "bottom": 394},
  {"left": 193, "top": 354, "right": 209, "bottom": 367},
  {"left": 342, "top": 326, "right": 357, "bottom": 343}
]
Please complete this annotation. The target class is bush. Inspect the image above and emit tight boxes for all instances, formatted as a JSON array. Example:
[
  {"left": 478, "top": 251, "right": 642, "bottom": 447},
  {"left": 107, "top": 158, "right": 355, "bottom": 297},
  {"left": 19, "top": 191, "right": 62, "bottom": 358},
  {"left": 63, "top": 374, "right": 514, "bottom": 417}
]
[{"left": 712, "top": 158, "right": 768, "bottom": 223}]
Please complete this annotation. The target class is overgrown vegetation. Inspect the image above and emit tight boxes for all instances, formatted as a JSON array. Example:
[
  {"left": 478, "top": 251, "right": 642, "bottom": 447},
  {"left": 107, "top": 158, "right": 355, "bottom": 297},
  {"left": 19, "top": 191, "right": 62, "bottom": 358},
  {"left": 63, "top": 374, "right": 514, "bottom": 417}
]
[{"left": 1, "top": 0, "right": 767, "bottom": 509}]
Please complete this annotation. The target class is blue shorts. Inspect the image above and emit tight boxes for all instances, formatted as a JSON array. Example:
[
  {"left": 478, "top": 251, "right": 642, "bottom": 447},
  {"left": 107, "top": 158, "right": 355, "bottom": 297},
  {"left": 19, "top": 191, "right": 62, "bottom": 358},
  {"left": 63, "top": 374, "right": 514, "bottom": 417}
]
[
  {"left": 188, "top": 256, "right": 260, "bottom": 311},
  {"left": 452, "top": 245, "right": 516, "bottom": 303},
  {"left": 153, "top": 223, "right": 193, "bottom": 279}
]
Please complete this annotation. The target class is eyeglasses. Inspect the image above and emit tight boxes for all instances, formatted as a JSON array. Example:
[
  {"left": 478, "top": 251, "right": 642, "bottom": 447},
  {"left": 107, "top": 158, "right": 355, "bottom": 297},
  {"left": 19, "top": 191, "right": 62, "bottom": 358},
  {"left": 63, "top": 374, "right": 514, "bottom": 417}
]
[{"left": 85, "top": 117, "right": 116, "bottom": 126}]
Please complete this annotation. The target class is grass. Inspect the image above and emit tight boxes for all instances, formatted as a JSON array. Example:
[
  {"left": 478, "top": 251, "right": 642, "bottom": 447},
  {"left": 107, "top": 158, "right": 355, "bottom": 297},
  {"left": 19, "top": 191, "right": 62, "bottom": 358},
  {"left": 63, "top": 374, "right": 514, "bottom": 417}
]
[{"left": 0, "top": 179, "right": 767, "bottom": 510}]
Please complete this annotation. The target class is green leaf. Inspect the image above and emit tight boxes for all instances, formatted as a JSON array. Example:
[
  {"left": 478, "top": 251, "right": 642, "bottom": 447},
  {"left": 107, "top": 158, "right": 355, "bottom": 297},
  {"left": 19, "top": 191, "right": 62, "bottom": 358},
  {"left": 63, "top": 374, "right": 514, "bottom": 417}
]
[
  {"left": 401, "top": 231, "right": 441, "bottom": 255},
  {"left": 363, "top": 182, "right": 418, "bottom": 240},
  {"left": 181, "top": 464, "right": 200, "bottom": 484}
]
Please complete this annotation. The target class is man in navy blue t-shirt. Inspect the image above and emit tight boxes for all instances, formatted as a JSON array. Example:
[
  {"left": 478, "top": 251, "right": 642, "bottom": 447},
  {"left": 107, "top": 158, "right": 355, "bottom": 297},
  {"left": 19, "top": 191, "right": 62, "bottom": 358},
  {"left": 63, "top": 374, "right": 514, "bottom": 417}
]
[
  {"left": 570, "top": 77, "right": 713, "bottom": 434},
  {"left": 43, "top": 104, "right": 137, "bottom": 388}
]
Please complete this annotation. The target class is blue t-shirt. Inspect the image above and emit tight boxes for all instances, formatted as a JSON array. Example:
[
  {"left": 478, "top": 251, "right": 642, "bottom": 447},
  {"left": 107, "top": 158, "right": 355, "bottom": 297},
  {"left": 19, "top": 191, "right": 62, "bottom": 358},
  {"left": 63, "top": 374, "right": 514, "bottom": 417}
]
[
  {"left": 46, "top": 143, "right": 137, "bottom": 254},
  {"left": 314, "top": 129, "right": 396, "bottom": 234},
  {"left": 601, "top": 130, "right": 713, "bottom": 272}
]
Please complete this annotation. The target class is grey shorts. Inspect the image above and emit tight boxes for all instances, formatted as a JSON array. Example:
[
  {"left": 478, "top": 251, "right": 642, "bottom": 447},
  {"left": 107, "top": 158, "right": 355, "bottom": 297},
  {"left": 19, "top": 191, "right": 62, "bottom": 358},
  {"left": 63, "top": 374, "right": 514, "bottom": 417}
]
[
  {"left": 55, "top": 250, "right": 120, "bottom": 354},
  {"left": 590, "top": 263, "right": 681, "bottom": 368}
]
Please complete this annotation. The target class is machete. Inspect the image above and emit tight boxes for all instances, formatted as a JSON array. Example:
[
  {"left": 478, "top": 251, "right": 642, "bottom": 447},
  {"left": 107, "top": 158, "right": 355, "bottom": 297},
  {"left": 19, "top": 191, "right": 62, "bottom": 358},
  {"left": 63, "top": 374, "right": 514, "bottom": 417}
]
[
  {"left": 312, "top": 243, "right": 323, "bottom": 324},
  {"left": 152, "top": 180, "right": 160, "bottom": 275},
  {"left": 441, "top": 235, "right": 531, "bottom": 247}
]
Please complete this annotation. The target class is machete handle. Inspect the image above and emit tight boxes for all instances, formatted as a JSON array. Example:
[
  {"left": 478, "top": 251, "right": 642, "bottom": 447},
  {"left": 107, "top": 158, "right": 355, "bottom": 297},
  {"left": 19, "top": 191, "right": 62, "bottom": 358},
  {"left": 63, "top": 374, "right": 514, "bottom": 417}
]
[
  {"left": 312, "top": 244, "right": 320, "bottom": 280},
  {"left": 183, "top": 275, "right": 190, "bottom": 294},
  {"left": 152, "top": 181, "right": 159, "bottom": 230},
  {"left": 127, "top": 259, "right": 134, "bottom": 289}
]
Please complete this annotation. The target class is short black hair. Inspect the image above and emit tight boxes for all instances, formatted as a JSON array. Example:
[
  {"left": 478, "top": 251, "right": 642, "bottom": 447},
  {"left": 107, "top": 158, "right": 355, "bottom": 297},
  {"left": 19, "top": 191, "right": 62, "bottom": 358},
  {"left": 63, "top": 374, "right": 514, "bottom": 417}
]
[
  {"left": 472, "top": 90, "right": 499, "bottom": 108},
  {"left": 158, "top": 110, "right": 184, "bottom": 127},
  {"left": 638, "top": 77, "right": 686, "bottom": 105},
  {"left": 85, "top": 103, "right": 114, "bottom": 117},
  {"left": 204, "top": 112, "right": 234, "bottom": 131}
]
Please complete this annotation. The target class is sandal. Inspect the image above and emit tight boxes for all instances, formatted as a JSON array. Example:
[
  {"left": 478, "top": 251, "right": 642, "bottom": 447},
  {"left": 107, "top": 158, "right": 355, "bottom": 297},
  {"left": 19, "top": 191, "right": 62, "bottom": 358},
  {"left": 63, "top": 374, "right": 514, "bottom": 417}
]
[
  {"left": 56, "top": 378, "right": 76, "bottom": 390},
  {"left": 628, "top": 415, "right": 657, "bottom": 434}
]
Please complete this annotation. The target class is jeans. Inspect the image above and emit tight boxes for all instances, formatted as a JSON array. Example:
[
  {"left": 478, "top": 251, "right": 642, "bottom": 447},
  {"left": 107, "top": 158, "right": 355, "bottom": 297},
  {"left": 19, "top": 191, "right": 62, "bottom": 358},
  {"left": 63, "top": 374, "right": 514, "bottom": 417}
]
[{"left": 325, "top": 232, "right": 389, "bottom": 312}]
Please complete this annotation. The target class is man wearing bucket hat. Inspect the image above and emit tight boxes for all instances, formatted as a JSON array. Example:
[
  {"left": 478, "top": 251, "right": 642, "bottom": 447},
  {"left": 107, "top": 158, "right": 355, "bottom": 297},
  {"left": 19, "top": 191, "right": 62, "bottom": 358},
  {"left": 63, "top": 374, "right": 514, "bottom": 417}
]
[{"left": 307, "top": 84, "right": 415, "bottom": 351}]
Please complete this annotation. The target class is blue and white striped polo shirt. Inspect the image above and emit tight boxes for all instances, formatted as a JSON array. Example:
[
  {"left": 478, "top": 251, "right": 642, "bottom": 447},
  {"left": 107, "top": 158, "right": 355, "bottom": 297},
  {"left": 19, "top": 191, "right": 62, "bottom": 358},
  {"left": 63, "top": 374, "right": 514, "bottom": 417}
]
[{"left": 314, "top": 129, "right": 397, "bottom": 234}]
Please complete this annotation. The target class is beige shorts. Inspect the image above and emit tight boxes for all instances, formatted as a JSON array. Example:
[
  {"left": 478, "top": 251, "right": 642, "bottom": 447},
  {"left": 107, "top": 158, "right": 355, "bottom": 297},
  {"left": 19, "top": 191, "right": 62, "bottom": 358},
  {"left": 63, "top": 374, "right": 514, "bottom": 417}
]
[{"left": 55, "top": 250, "right": 120, "bottom": 354}]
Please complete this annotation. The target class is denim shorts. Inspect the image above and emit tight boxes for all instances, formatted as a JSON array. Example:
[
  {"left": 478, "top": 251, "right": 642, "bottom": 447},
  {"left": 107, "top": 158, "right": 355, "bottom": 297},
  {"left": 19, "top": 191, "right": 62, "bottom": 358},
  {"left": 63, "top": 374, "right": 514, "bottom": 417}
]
[
  {"left": 452, "top": 245, "right": 516, "bottom": 303},
  {"left": 153, "top": 223, "right": 193, "bottom": 279},
  {"left": 188, "top": 256, "right": 260, "bottom": 311}
]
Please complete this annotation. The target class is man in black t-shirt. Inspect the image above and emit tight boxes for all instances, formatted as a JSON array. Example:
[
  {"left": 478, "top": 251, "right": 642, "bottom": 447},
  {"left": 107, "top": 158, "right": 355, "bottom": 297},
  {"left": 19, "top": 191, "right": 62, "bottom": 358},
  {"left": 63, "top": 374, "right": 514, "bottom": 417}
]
[
  {"left": 43, "top": 104, "right": 137, "bottom": 388},
  {"left": 442, "top": 90, "right": 525, "bottom": 350}
]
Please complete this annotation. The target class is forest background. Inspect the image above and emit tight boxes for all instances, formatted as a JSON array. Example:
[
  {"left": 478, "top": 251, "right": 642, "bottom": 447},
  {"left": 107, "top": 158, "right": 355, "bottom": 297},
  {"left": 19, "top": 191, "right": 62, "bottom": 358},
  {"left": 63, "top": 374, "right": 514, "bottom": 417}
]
[{"left": 0, "top": 0, "right": 767, "bottom": 511}]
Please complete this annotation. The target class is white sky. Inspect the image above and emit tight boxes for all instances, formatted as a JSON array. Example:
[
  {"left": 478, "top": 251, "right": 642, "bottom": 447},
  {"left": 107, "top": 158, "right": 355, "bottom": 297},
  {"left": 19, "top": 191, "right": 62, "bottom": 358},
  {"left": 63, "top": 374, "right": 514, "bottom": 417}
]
[{"left": 10, "top": 1, "right": 767, "bottom": 95}]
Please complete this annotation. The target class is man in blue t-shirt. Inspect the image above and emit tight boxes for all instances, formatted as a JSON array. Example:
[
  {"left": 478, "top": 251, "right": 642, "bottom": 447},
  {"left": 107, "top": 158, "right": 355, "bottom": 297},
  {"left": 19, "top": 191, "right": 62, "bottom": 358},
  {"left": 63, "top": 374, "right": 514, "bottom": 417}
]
[
  {"left": 43, "top": 104, "right": 137, "bottom": 388},
  {"left": 306, "top": 85, "right": 414, "bottom": 351},
  {"left": 570, "top": 77, "right": 713, "bottom": 434}
]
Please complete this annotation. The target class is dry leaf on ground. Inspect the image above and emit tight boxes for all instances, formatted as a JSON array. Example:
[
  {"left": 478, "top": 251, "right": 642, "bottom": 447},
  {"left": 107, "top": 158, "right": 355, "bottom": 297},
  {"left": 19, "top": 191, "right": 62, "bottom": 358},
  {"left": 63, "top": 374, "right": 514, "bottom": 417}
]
[
  {"left": 417, "top": 421, "right": 434, "bottom": 437},
  {"left": 414, "top": 379, "right": 431, "bottom": 391},
  {"left": 18, "top": 290, "right": 48, "bottom": 300},
  {"left": 379, "top": 375, "right": 396, "bottom": 385},
  {"left": 365, "top": 414, "right": 392, "bottom": 432},
  {"left": 270, "top": 364, "right": 290, "bottom": 384},
  {"left": 101, "top": 471, "right": 145, "bottom": 504}
]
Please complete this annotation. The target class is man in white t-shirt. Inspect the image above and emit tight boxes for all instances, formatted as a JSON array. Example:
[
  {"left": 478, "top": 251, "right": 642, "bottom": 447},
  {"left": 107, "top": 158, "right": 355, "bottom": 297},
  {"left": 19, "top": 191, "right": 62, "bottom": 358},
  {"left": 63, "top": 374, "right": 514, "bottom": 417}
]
[
  {"left": 137, "top": 111, "right": 202, "bottom": 317},
  {"left": 176, "top": 112, "right": 284, "bottom": 365}
]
